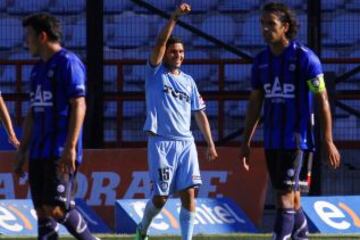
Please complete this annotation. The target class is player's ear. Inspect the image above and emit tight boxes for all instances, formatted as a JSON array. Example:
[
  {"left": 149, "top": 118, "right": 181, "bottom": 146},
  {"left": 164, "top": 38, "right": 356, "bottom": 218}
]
[
  {"left": 38, "top": 31, "right": 48, "bottom": 43},
  {"left": 283, "top": 22, "right": 290, "bottom": 33}
]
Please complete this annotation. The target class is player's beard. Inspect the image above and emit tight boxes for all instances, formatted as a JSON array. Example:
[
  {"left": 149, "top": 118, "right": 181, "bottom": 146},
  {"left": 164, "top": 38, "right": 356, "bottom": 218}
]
[{"left": 164, "top": 62, "right": 180, "bottom": 74}]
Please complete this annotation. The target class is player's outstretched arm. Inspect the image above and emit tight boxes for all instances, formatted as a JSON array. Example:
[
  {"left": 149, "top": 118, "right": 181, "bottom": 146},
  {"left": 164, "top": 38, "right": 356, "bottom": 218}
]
[
  {"left": 315, "top": 90, "right": 341, "bottom": 169},
  {"left": 240, "top": 90, "right": 263, "bottom": 171},
  {"left": 149, "top": 3, "right": 191, "bottom": 67},
  {"left": 0, "top": 96, "right": 19, "bottom": 148},
  {"left": 194, "top": 110, "right": 218, "bottom": 161}
]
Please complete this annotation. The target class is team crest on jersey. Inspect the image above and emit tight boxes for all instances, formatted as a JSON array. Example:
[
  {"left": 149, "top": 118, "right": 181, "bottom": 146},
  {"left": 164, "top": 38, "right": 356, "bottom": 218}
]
[
  {"left": 289, "top": 64, "right": 296, "bottom": 71},
  {"left": 47, "top": 69, "right": 55, "bottom": 78}
]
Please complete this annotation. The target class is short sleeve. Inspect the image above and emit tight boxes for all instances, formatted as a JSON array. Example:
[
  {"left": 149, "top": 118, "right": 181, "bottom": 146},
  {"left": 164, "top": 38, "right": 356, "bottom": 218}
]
[
  {"left": 191, "top": 79, "right": 206, "bottom": 111},
  {"left": 251, "top": 57, "right": 262, "bottom": 90},
  {"left": 304, "top": 51, "right": 323, "bottom": 80},
  {"left": 302, "top": 50, "right": 326, "bottom": 93},
  {"left": 147, "top": 60, "right": 162, "bottom": 76},
  {"left": 64, "top": 59, "right": 86, "bottom": 98}
]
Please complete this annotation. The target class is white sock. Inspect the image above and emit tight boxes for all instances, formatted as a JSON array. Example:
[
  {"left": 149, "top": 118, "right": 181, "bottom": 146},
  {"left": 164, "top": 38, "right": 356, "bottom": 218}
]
[
  {"left": 179, "top": 207, "right": 195, "bottom": 240},
  {"left": 140, "top": 200, "right": 162, "bottom": 235}
]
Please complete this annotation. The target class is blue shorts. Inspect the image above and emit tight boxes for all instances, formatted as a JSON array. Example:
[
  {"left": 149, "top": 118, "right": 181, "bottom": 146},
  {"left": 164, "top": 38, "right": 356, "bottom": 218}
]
[
  {"left": 29, "top": 158, "right": 76, "bottom": 210},
  {"left": 147, "top": 136, "right": 202, "bottom": 196}
]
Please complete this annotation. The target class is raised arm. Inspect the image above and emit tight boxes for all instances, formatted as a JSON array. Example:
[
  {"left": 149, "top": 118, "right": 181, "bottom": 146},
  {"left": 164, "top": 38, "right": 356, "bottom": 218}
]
[{"left": 149, "top": 3, "right": 191, "bottom": 66}]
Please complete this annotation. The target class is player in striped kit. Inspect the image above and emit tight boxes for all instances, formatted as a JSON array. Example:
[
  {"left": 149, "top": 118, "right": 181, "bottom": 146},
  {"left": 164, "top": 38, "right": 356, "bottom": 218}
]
[
  {"left": 135, "top": 3, "right": 218, "bottom": 240},
  {"left": 14, "top": 13, "right": 99, "bottom": 240},
  {"left": 239, "top": 2, "right": 340, "bottom": 240}
]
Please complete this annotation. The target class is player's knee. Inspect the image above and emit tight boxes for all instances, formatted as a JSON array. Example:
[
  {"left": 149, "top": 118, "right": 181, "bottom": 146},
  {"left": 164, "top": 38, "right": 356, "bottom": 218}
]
[
  {"left": 43, "top": 205, "right": 66, "bottom": 221},
  {"left": 35, "top": 207, "right": 48, "bottom": 219},
  {"left": 276, "top": 190, "right": 295, "bottom": 209},
  {"left": 179, "top": 188, "right": 196, "bottom": 211},
  {"left": 294, "top": 192, "right": 302, "bottom": 210},
  {"left": 152, "top": 196, "right": 168, "bottom": 208}
]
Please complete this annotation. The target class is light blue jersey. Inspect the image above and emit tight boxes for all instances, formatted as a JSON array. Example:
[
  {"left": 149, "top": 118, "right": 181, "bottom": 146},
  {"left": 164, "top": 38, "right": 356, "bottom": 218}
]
[{"left": 143, "top": 63, "right": 205, "bottom": 140}]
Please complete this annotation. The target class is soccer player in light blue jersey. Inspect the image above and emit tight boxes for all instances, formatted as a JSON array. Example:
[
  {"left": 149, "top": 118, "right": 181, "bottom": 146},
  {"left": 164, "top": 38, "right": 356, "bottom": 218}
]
[
  {"left": 14, "top": 13, "right": 99, "bottom": 240},
  {"left": 136, "top": 3, "right": 218, "bottom": 240},
  {"left": 239, "top": 2, "right": 340, "bottom": 240}
]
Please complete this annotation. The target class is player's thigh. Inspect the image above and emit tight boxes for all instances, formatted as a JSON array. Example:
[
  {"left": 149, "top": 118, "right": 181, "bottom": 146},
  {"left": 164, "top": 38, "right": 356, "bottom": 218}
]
[
  {"left": 28, "top": 159, "right": 46, "bottom": 209},
  {"left": 175, "top": 140, "right": 202, "bottom": 192},
  {"left": 147, "top": 137, "right": 176, "bottom": 196},
  {"left": 265, "top": 150, "right": 303, "bottom": 192},
  {"left": 42, "top": 159, "right": 77, "bottom": 210}
]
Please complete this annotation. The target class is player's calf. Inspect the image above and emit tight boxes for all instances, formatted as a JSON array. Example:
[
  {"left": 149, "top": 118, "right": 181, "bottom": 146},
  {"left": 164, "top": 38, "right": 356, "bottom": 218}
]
[
  {"left": 292, "top": 207, "right": 309, "bottom": 240},
  {"left": 38, "top": 217, "right": 59, "bottom": 240},
  {"left": 272, "top": 208, "right": 295, "bottom": 240}
]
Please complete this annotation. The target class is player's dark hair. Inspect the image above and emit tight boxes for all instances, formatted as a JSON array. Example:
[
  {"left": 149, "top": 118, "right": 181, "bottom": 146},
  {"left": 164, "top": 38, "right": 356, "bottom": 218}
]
[
  {"left": 166, "top": 36, "right": 184, "bottom": 49},
  {"left": 23, "top": 13, "right": 62, "bottom": 42},
  {"left": 262, "top": 2, "right": 299, "bottom": 40}
]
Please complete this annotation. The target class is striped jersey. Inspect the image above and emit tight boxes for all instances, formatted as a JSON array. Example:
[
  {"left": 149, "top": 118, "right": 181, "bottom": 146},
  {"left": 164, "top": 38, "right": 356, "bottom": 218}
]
[
  {"left": 29, "top": 48, "right": 86, "bottom": 162},
  {"left": 251, "top": 41, "right": 324, "bottom": 150}
]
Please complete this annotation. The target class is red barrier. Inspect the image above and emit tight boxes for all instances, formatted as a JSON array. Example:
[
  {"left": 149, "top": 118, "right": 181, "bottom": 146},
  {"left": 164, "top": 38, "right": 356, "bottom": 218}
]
[{"left": 0, "top": 147, "right": 268, "bottom": 228}]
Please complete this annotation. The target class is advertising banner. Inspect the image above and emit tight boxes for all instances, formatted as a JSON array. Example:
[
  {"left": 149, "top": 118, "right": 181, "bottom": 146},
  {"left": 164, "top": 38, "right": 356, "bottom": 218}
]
[
  {"left": 0, "top": 199, "right": 111, "bottom": 235},
  {"left": 0, "top": 147, "right": 268, "bottom": 228},
  {"left": 115, "top": 197, "right": 258, "bottom": 234},
  {"left": 302, "top": 196, "right": 360, "bottom": 233}
]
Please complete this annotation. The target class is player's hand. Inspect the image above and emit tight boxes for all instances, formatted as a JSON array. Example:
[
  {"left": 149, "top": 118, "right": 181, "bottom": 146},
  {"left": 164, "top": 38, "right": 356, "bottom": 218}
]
[
  {"left": 8, "top": 134, "right": 20, "bottom": 149},
  {"left": 58, "top": 147, "right": 76, "bottom": 175},
  {"left": 14, "top": 149, "right": 26, "bottom": 178},
  {"left": 207, "top": 144, "right": 218, "bottom": 161},
  {"left": 240, "top": 143, "right": 251, "bottom": 171},
  {"left": 324, "top": 141, "right": 340, "bottom": 169},
  {"left": 172, "top": 3, "right": 191, "bottom": 19}
]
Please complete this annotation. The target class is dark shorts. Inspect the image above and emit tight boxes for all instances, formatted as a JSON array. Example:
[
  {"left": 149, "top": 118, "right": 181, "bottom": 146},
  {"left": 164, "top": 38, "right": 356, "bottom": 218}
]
[
  {"left": 265, "top": 150, "right": 310, "bottom": 191},
  {"left": 29, "top": 158, "right": 77, "bottom": 210}
]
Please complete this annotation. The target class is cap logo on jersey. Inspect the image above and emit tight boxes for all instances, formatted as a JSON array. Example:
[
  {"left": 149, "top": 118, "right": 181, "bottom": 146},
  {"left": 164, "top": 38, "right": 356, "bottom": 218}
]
[
  {"left": 264, "top": 77, "right": 295, "bottom": 100},
  {"left": 30, "top": 85, "right": 53, "bottom": 110}
]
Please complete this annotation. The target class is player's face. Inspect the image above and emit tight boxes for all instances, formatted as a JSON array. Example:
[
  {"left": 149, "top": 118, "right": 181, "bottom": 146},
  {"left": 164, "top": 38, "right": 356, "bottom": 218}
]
[
  {"left": 164, "top": 43, "right": 184, "bottom": 69},
  {"left": 24, "top": 26, "right": 41, "bottom": 57},
  {"left": 260, "top": 12, "right": 289, "bottom": 44}
]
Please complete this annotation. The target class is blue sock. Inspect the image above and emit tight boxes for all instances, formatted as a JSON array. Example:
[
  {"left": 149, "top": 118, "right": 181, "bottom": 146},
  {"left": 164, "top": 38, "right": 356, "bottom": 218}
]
[
  {"left": 272, "top": 208, "right": 295, "bottom": 240},
  {"left": 292, "top": 207, "right": 309, "bottom": 240},
  {"left": 60, "top": 208, "right": 98, "bottom": 240},
  {"left": 179, "top": 207, "right": 195, "bottom": 240},
  {"left": 38, "top": 217, "right": 59, "bottom": 240},
  {"left": 139, "top": 200, "right": 162, "bottom": 235}
]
